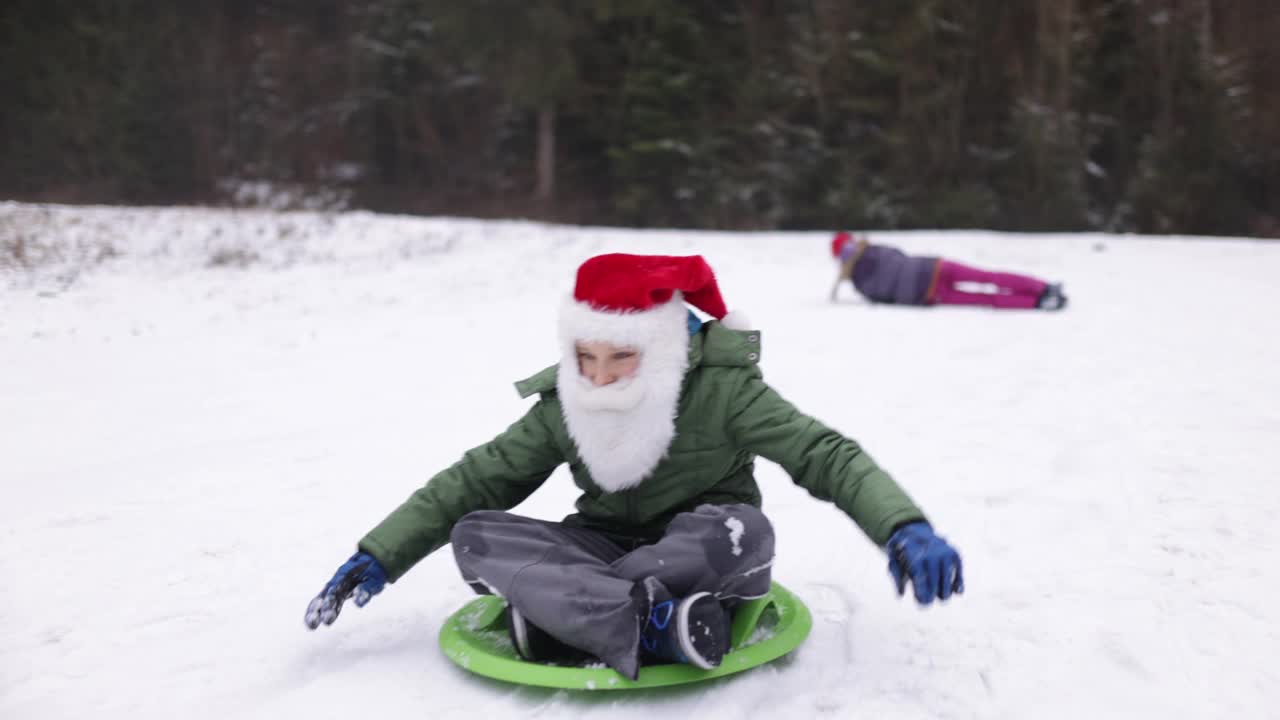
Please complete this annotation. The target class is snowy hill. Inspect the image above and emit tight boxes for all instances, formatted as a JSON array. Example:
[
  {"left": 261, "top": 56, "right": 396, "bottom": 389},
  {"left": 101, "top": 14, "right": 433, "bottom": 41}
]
[{"left": 2, "top": 202, "right": 1277, "bottom": 720}]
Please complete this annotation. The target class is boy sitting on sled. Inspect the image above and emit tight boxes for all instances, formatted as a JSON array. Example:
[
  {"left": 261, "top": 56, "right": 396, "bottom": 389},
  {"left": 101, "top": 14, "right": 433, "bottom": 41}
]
[{"left": 305, "top": 253, "right": 964, "bottom": 679}]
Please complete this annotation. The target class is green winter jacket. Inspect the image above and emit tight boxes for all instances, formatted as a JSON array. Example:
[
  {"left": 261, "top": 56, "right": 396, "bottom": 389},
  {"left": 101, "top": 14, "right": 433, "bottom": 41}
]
[{"left": 359, "top": 322, "right": 926, "bottom": 581}]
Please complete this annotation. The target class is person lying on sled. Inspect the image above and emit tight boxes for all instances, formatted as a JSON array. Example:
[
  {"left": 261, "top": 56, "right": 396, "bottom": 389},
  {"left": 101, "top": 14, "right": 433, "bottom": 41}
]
[
  {"left": 305, "top": 253, "right": 964, "bottom": 680},
  {"left": 830, "top": 231, "right": 1068, "bottom": 310}
]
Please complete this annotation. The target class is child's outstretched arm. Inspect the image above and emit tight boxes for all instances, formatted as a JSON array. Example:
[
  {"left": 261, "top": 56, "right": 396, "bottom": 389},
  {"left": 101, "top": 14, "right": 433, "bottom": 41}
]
[
  {"left": 357, "top": 399, "right": 566, "bottom": 581},
  {"left": 304, "top": 400, "right": 565, "bottom": 629},
  {"left": 725, "top": 368, "right": 963, "bottom": 604},
  {"left": 829, "top": 248, "right": 859, "bottom": 302},
  {"left": 725, "top": 369, "right": 923, "bottom": 545}
]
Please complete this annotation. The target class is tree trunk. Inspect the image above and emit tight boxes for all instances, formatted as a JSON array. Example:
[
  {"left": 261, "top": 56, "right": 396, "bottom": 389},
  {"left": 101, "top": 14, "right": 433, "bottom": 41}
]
[
  {"left": 1200, "top": 0, "right": 1212, "bottom": 62},
  {"left": 1055, "top": 0, "right": 1074, "bottom": 118},
  {"left": 536, "top": 101, "right": 555, "bottom": 203}
]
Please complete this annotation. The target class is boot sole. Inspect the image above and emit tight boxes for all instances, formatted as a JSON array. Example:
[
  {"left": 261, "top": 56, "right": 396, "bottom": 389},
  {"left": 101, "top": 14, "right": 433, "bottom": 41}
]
[
  {"left": 507, "top": 606, "right": 533, "bottom": 660},
  {"left": 676, "top": 592, "right": 728, "bottom": 670}
]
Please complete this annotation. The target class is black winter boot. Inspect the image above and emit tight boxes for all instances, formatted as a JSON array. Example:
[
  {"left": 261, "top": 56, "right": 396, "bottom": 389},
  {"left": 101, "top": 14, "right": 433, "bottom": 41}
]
[
  {"left": 1037, "top": 283, "right": 1067, "bottom": 310},
  {"left": 638, "top": 577, "right": 730, "bottom": 670},
  {"left": 505, "top": 605, "right": 592, "bottom": 665}
]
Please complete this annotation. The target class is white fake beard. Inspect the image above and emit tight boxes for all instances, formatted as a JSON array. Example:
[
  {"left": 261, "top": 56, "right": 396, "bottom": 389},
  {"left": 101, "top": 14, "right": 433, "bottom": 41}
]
[
  {"left": 556, "top": 299, "right": 690, "bottom": 493},
  {"left": 564, "top": 374, "right": 646, "bottom": 412},
  {"left": 558, "top": 364, "right": 684, "bottom": 493}
]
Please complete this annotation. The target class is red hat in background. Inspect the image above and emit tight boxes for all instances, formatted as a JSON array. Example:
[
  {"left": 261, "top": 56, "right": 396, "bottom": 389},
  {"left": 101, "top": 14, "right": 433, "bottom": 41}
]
[{"left": 830, "top": 231, "right": 855, "bottom": 259}]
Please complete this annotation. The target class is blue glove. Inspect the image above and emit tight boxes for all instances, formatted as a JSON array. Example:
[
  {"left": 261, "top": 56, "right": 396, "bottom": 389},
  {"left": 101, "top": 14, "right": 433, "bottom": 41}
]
[
  {"left": 304, "top": 551, "right": 388, "bottom": 630},
  {"left": 886, "top": 522, "right": 964, "bottom": 605}
]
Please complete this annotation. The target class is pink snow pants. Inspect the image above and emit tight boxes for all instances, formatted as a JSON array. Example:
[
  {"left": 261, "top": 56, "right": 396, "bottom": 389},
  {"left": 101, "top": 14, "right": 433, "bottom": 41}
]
[{"left": 931, "top": 259, "right": 1048, "bottom": 310}]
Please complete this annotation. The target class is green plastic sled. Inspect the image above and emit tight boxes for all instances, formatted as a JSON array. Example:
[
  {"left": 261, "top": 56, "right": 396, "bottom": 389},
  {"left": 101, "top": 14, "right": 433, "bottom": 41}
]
[{"left": 438, "top": 581, "right": 812, "bottom": 690}]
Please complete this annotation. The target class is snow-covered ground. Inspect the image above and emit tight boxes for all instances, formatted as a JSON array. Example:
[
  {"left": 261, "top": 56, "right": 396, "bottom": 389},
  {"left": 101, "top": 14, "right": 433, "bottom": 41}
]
[{"left": 2, "top": 202, "right": 1278, "bottom": 720}]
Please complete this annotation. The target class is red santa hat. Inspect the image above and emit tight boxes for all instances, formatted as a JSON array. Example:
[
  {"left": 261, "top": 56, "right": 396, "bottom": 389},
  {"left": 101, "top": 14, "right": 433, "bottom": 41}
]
[
  {"left": 831, "top": 231, "right": 855, "bottom": 258},
  {"left": 559, "top": 253, "right": 750, "bottom": 352}
]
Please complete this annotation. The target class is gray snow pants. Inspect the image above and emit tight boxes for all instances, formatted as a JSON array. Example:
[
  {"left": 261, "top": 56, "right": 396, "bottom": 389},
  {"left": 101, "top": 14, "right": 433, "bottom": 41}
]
[{"left": 449, "top": 503, "right": 775, "bottom": 679}]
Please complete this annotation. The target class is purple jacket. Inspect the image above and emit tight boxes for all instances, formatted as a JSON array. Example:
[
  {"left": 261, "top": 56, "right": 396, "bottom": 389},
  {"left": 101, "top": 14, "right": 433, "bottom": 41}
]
[{"left": 848, "top": 244, "right": 939, "bottom": 305}]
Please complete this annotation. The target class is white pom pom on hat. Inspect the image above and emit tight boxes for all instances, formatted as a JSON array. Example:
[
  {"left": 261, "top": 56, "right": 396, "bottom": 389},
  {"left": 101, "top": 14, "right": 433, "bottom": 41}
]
[{"left": 718, "top": 309, "right": 751, "bottom": 331}]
